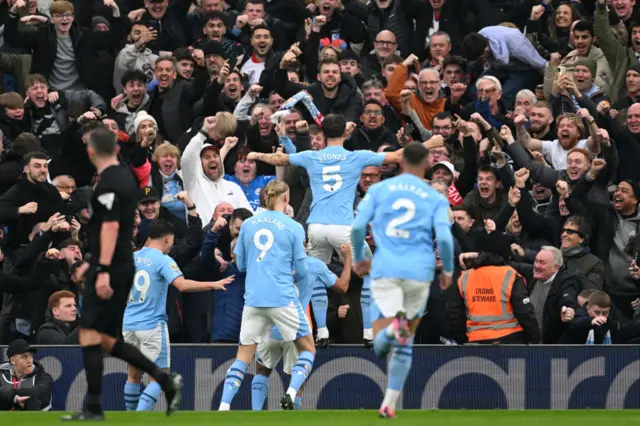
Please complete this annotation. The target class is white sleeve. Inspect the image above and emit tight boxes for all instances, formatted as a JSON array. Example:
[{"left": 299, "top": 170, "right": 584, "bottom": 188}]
[{"left": 181, "top": 133, "right": 206, "bottom": 190}]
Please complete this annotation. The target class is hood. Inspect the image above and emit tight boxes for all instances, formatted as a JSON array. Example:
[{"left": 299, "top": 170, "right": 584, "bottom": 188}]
[
  {"left": 0, "top": 360, "right": 43, "bottom": 377},
  {"left": 115, "top": 93, "right": 150, "bottom": 114}
]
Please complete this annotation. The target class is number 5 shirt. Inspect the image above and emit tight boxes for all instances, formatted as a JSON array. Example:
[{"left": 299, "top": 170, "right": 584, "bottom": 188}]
[{"left": 289, "top": 146, "right": 385, "bottom": 226}]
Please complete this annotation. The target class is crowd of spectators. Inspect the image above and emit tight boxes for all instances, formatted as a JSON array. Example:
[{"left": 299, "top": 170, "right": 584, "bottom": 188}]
[{"left": 0, "top": 0, "right": 639, "bottom": 346}]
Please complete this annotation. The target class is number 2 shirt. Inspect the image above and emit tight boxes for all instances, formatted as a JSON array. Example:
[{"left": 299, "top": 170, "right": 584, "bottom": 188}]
[
  {"left": 354, "top": 173, "right": 450, "bottom": 282},
  {"left": 289, "top": 146, "right": 385, "bottom": 226},
  {"left": 123, "top": 247, "right": 183, "bottom": 332},
  {"left": 234, "top": 210, "right": 307, "bottom": 308}
]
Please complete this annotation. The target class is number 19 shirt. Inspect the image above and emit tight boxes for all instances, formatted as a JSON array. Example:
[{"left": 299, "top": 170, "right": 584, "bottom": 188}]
[{"left": 123, "top": 247, "right": 183, "bottom": 332}]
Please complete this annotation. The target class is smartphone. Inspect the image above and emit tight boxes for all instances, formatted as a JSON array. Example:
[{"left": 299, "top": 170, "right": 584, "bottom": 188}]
[
  {"left": 148, "top": 20, "right": 160, "bottom": 32},
  {"left": 557, "top": 66, "right": 566, "bottom": 77},
  {"left": 65, "top": 215, "right": 73, "bottom": 224}
]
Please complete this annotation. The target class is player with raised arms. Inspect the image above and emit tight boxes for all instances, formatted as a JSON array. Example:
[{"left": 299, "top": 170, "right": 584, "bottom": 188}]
[
  {"left": 122, "top": 219, "right": 234, "bottom": 411},
  {"left": 218, "top": 180, "right": 315, "bottom": 410},
  {"left": 351, "top": 142, "right": 455, "bottom": 419},
  {"left": 249, "top": 114, "right": 443, "bottom": 343}
]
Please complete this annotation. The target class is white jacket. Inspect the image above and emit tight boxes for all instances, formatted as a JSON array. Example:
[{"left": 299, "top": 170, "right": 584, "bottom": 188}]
[{"left": 180, "top": 133, "right": 252, "bottom": 225}]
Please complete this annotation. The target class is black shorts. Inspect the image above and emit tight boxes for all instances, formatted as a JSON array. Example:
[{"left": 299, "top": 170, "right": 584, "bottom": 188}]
[{"left": 80, "top": 263, "right": 135, "bottom": 338}]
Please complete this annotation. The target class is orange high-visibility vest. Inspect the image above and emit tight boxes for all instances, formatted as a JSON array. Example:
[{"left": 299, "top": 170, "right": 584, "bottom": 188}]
[{"left": 458, "top": 265, "right": 523, "bottom": 342}]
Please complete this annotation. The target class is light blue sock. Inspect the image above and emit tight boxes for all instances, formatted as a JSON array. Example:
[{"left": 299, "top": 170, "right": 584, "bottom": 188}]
[
  {"left": 311, "top": 286, "right": 328, "bottom": 329},
  {"left": 220, "top": 359, "right": 249, "bottom": 406},
  {"left": 124, "top": 382, "right": 141, "bottom": 411},
  {"left": 136, "top": 381, "right": 161, "bottom": 411},
  {"left": 287, "top": 351, "right": 315, "bottom": 395},
  {"left": 361, "top": 276, "right": 372, "bottom": 334},
  {"left": 294, "top": 395, "right": 302, "bottom": 410},
  {"left": 251, "top": 374, "right": 269, "bottom": 411},
  {"left": 373, "top": 326, "right": 394, "bottom": 358},
  {"left": 388, "top": 338, "right": 414, "bottom": 391}
]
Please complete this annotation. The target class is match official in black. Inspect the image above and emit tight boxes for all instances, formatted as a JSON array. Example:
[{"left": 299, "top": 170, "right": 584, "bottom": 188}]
[{"left": 62, "top": 127, "right": 182, "bottom": 421}]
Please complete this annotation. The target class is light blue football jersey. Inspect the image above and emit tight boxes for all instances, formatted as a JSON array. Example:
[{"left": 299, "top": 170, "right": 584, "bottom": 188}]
[
  {"left": 123, "top": 247, "right": 183, "bottom": 332},
  {"left": 234, "top": 210, "right": 307, "bottom": 307},
  {"left": 271, "top": 257, "right": 337, "bottom": 340},
  {"left": 289, "top": 145, "right": 385, "bottom": 226},
  {"left": 353, "top": 173, "right": 452, "bottom": 282}
]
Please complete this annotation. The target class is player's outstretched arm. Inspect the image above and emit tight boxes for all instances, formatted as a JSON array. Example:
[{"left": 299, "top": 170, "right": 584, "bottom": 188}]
[
  {"left": 172, "top": 275, "right": 234, "bottom": 292},
  {"left": 247, "top": 151, "right": 290, "bottom": 166},
  {"left": 382, "top": 135, "right": 444, "bottom": 164},
  {"left": 434, "top": 200, "right": 455, "bottom": 290}
]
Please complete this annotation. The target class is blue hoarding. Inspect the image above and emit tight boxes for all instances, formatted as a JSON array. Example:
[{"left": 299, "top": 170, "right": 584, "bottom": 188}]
[{"left": 2, "top": 345, "right": 640, "bottom": 411}]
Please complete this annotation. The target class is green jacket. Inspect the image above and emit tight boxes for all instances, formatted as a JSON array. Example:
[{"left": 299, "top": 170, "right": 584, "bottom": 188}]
[{"left": 593, "top": 3, "right": 638, "bottom": 103}]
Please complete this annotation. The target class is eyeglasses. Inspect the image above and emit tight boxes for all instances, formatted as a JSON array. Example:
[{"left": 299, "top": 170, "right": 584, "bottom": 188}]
[
  {"left": 477, "top": 87, "right": 496, "bottom": 95},
  {"left": 374, "top": 40, "right": 397, "bottom": 46},
  {"left": 562, "top": 228, "right": 584, "bottom": 238},
  {"left": 419, "top": 80, "right": 440, "bottom": 86},
  {"left": 361, "top": 173, "right": 381, "bottom": 180},
  {"left": 363, "top": 110, "right": 383, "bottom": 116},
  {"left": 429, "top": 149, "right": 449, "bottom": 157},
  {"left": 52, "top": 13, "right": 73, "bottom": 19}
]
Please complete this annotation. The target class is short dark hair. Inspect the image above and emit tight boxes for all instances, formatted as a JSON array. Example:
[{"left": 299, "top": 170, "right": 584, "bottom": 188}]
[
  {"left": 308, "top": 124, "right": 322, "bottom": 135},
  {"left": 461, "top": 32, "right": 488, "bottom": 61},
  {"left": 203, "top": 10, "right": 228, "bottom": 26},
  {"left": 363, "top": 99, "right": 383, "bottom": 110},
  {"left": 147, "top": 219, "right": 175, "bottom": 240},
  {"left": 121, "top": 70, "right": 147, "bottom": 88},
  {"left": 250, "top": 23, "right": 271, "bottom": 37},
  {"left": 432, "top": 111, "right": 453, "bottom": 123},
  {"left": 321, "top": 114, "right": 346, "bottom": 139},
  {"left": 23, "top": 151, "right": 49, "bottom": 165},
  {"left": 88, "top": 127, "right": 118, "bottom": 157},
  {"left": 564, "top": 215, "right": 591, "bottom": 241},
  {"left": 477, "top": 165, "right": 498, "bottom": 179},
  {"left": 587, "top": 290, "right": 611, "bottom": 308},
  {"left": 402, "top": 142, "right": 428, "bottom": 166},
  {"left": 59, "top": 238, "right": 82, "bottom": 250},
  {"left": 231, "top": 208, "right": 253, "bottom": 222},
  {"left": 245, "top": 0, "right": 265, "bottom": 7},
  {"left": 382, "top": 54, "right": 402, "bottom": 67},
  {"left": 81, "top": 120, "right": 107, "bottom": 136},
  {"left": 442, "top": 55, "right": 467, "bottom": 73},
  {"left": 452, "top": 205, "right": 474, "bottom": 218},
  {"left": 318, "top": 56, "right": 340, "bottom": 72},
  {"left": 572, "top": 20, "right": 594, "bottom": 36},
  {"left": 13, "top": 133, "right": 41, "bottom": 158}
]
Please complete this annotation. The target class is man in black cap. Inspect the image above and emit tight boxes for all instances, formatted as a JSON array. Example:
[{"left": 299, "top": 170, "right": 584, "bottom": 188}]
[
  {"left": 137, "top": 186, "right": 188, "bottom": 241},
  {"left": 0, "top": 339, "right": 53, "bottom": 411}
]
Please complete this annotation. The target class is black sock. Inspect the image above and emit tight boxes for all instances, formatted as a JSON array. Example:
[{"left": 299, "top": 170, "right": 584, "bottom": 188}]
[
  {"left": 82, "top": 345, "right": 104, "bottom": 414},
  {"left": 110, "top": 340, "right": 168, "bottom": 386}
]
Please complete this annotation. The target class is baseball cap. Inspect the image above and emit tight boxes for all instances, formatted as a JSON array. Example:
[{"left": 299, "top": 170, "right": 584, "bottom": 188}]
[
  {"left": 432, "top": 161, "right": 455, "bottom": 175},
  {"left": 200, "top": 143, "right": 219, "bottom": 156},
  {"left": 6, "top": 339, "right": 37, "bottom": 358},
  {"left": 139, "top": 186, "right": 160, "bottom": 203}
]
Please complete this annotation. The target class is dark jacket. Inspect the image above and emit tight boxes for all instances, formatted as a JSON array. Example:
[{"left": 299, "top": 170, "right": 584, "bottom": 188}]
[
  {"left": 563, "top": 245, "right": 605, "bottom": 290},
  {"left": 273, "top": 68, "right": 362, "bottom": 124},
  {"left": 36, "top": 315, "right": 79, "bottom": 345},
  {"left": 558, "top": 306, "right": 628, "bottom": 344},
  {"left": 137, "top": 7, "right": 189, "bottom": 54},
  {"left": 447, "top": 253, "right": 541, "bottom": 344},
  {"left": 0, "top": 361, "right": 52, "bottom": 411},
  {"left": 517, "top": 262, "right": 585, "bottom": 344},
  {"left": 341, "top": 0, "right": 420, "bottom": 58},
  {"left": 462, "top": 188, "right": 509, "bottom": 224},
  {"left": 345, "top": 126, "right": 397, "bottom": 152},
  {"left": 146, "top": 69, "right": 208, "bottom": 143},
  {"left": 0, "top": 176, "right": 64, "bottom": 257},
  {"left": 5, "top": 11, "right": 124, "bottom": 91},
  {"left": 0, "top": 150, "right": 25, "bottom": 197}
]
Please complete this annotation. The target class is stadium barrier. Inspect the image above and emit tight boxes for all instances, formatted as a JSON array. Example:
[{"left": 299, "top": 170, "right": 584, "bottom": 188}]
[{"left": 2, "top": 345, "right": 640, "bottom": 410}]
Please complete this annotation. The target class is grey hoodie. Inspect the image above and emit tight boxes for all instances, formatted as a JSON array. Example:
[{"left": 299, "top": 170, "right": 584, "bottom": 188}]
[{"left": 608, "top": 208, "right": 640, "bottom": 296}]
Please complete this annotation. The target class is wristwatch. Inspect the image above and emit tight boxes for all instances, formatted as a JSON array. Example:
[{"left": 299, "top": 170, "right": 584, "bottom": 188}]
[
  {"left": 96, "top": 264, "right": 110, "bottom": 274},
  {"left": 187, "top": 204, "right": 197, "bottom": 211},
  {"left": 199, "top": 130, "right": 209, "bottom": 138}
]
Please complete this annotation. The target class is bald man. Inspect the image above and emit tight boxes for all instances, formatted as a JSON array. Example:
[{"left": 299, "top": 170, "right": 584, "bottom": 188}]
[{"left": 361, "top": 30, "right": 398, "bottom": 79}]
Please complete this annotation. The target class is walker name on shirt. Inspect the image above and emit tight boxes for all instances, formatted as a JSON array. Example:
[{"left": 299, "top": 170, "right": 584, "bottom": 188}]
[
  {"left": 250, "top": 215, "right": 285, "bottom": 230},
  {"left": 388, "top": 183, "right": 429, "bottom": 199}
]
